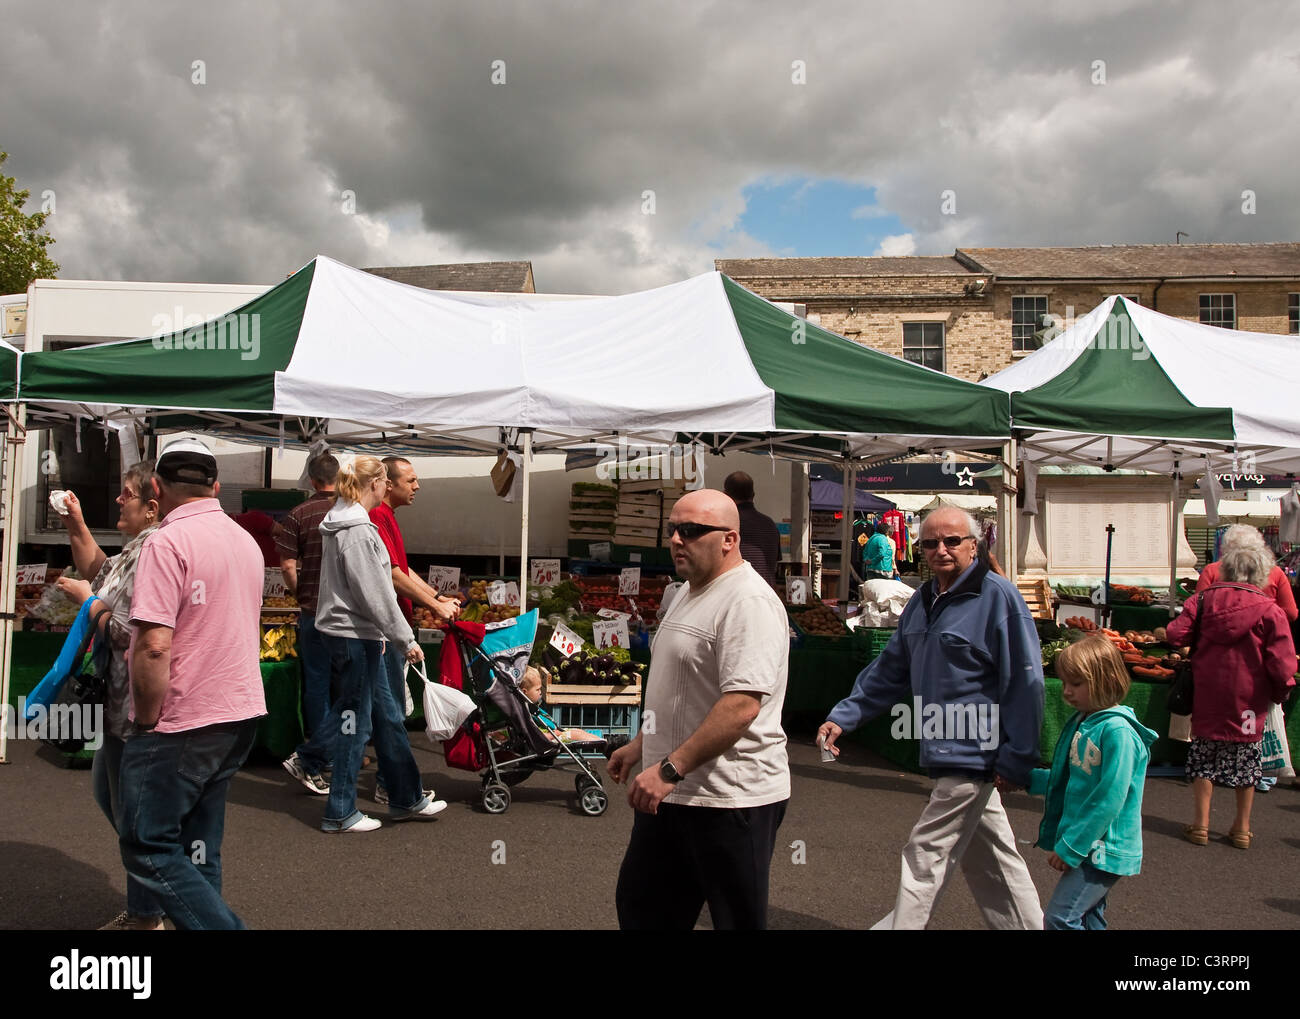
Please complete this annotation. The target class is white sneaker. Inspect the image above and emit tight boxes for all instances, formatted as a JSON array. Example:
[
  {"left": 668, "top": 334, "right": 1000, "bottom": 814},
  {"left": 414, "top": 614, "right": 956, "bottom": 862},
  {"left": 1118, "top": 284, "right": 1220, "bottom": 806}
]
[
  {"left": 283, "top": 753, "right": 330, "bottom": 795},
  {"left": 323, "top": 814, "right": 381, "bottom": 833},
  {"left": 391, "top": 798, "right": 448, "bottom": 822}
]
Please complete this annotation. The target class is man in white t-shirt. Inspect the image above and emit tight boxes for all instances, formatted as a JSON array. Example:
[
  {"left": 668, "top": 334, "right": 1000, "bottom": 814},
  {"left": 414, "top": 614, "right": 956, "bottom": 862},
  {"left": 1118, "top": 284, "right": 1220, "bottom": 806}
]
[{"left": 608, "top": 489, "right": 790, "bottom": 930}]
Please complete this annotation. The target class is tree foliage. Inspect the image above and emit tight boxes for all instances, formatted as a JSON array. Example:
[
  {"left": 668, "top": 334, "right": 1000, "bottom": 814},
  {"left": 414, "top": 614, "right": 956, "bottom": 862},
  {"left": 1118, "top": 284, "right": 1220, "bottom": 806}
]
[{"left": 0, "top": 151, "right": 59, "bottom": 294}]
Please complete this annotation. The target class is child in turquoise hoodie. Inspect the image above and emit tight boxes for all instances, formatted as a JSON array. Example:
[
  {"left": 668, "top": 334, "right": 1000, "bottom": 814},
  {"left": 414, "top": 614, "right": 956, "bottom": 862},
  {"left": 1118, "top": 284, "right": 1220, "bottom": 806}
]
[{"left": 1029, "top": 636, "right": 1157, "bottom": 930}]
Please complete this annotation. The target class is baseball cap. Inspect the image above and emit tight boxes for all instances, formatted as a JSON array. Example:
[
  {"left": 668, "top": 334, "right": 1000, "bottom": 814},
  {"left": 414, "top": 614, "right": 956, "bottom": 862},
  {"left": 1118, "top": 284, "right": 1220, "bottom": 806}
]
[{"left": 156, "top": 437, "right": 218, "bottom": 485}]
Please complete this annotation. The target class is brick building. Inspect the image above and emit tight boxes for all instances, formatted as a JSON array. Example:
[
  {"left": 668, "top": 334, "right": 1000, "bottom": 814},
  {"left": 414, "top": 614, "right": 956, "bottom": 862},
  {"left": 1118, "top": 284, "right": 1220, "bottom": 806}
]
[{"left": 718, "top": 243, "right": 1300, "bottom": 381}]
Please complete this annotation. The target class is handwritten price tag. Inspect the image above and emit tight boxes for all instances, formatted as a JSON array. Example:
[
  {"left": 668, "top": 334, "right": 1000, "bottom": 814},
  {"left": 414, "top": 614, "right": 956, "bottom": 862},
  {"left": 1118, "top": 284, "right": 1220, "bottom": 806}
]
[
  {"left": 619, "top": 567, "right": 641, "bottom": 596},
  {"left": 590, "top": 541, "right": 612, "bottom": 561},
  {"left": 263, "top": 568, "right": 286, "bottom": 598},
  {"left": 530, "top": 559, "right": 561, "bottom": 588},
  {"left": 487, "top": 580, "right": 508, "bottom": 605},
  {"left": 16, "top": 564, "right": 47, "bottom": 585},
  {"left": 593, "top": 617, "right": 629, "bottom": 650},
  {"left": 549, "top": 622, "right": 584, "bottom": 658},
  {"left": 503, "top": 581, "right": 520, "bottom": 607},
  {"left": 427, "top": 565, "right": 461, "bottom": 596},
  {"left": 596, "top": 607, "right": 631, "bottom": 622},
  {"left": 787, "top": 577, "right": 808, "bottom": 606}
]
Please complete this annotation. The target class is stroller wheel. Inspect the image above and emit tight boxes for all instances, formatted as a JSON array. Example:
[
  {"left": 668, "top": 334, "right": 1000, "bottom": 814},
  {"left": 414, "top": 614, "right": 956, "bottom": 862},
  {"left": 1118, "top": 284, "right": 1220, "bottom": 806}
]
[
  {"left": 578, "top": 782, "right": 608, "bottom": 817},
  {"left": 482, "top": 782, "right": 511, "bottom": 814}
]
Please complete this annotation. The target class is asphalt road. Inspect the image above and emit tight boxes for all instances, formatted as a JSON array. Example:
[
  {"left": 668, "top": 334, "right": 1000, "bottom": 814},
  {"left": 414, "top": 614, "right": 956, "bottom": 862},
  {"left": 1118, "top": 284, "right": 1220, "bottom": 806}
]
[{"left": 1, "top": 731, "right": 1296, "bottom": 930}]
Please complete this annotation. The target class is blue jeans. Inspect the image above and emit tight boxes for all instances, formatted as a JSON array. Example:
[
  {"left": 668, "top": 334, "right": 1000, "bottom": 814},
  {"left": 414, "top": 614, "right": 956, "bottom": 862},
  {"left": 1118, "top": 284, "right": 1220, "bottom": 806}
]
[
  {"left": 117, "top": 718, "right": 259, "bottom": 930},
  {"left": 1044, "top": 860, "right": 1122, "bottom": 930},
  {"left": 92, "top": 733, "right": 165, "bottom": 920},
  {"left": 298, "top": 611, "right": 333, "bottom": 741},
  {"left": 373, "top": 642, "right": 412, "bottom": 794},
  {"left": 318, "top": 635, "right": 429, "bottom": 831}
]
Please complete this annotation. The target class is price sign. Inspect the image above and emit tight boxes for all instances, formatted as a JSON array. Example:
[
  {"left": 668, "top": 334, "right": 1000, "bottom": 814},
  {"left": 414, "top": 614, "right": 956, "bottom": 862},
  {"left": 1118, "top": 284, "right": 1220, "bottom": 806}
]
[
  {"left": 263, "top": 568, "right": 286, "bottom": 599},
  {"left": 503, "top": 581, "right": 520, "bottom": 607},
  {"left": 787, "top": 577, "right": 808, "bottom": 606},
  {"left": 596, "top": 607, "right": 631, "bottom": 621},
  {"left": 549, "top": 621, "right": 584, "bottom": 658},
  {"left": 629, "top": 552, "right": 642, "bottom": 563},
  {"left": 619, "top": 567, "right": 641, "bottom": 596},
  {"left": 487, "top": 580, "right": 508, "bottom": 605},
  {"left": 530, "top": 559, "right": 561, "bottom": 588},
  {"left": 593, "top": 616, "right": 629, "bottom": 651},
  {"left": 427, "top": 565, "right": 461, "bottom": 596},
  {"left": 590, "top": 541, "right": 612, "bottom": 561},
  {"left": 16, "top": 564, "right": 47, "bottom": 585}
]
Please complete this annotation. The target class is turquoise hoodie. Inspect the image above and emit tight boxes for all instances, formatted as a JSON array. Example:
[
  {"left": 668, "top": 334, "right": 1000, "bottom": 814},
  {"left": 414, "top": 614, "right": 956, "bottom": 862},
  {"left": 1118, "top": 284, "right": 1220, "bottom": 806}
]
[{"left": 1028, "top": 705, "right": 1157, "bottom": 876}]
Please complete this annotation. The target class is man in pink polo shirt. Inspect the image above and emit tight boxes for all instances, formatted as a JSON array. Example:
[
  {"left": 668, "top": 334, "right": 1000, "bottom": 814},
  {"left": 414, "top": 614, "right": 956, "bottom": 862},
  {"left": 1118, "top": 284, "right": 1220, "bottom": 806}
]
[{"left": 118, "top": 438, "right": 266, "bottom": 930}]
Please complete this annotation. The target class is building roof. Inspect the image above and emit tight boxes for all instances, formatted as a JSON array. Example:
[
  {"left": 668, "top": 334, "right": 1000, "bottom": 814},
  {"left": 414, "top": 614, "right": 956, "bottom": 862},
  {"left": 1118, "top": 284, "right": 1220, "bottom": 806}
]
[
  {"left": 956, "top": 243, "right": 1300, "bottom": 280},
  {"left": 716, "top": 256, "right": 974, "bottom": 278},
  {"left": 363, "top": 261, "right": 535, "bottom": 293}
]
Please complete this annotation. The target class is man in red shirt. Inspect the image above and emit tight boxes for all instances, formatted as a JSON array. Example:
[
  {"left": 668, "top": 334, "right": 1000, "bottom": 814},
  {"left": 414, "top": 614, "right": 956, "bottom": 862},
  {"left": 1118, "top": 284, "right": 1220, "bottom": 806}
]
[{"left": 371, "top": 457, "right": 460, "bottom": 801}]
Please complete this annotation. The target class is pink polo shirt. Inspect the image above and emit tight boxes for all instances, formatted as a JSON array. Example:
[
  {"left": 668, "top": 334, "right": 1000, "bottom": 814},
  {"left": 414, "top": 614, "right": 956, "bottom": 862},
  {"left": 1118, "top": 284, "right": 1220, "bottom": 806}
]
[{"left": 129, "top": 499, "right": 267, "bottom": 733}]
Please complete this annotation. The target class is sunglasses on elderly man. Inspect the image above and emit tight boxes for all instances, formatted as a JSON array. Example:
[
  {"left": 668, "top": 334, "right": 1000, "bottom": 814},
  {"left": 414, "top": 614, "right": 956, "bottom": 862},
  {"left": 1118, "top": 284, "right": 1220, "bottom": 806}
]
[
  {"left": 665, "top": 521, "right": 732, "bottom": 540},
  {"left": 919, "top": 535, "right": 975, "bottom": 551}
]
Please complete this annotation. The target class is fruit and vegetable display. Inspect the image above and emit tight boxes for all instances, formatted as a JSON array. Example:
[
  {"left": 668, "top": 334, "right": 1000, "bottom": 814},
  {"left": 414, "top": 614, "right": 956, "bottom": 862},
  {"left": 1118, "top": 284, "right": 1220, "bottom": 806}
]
[
  {"left": 415, "top": 578, "right": 521, "bottom": 631},
  {"left": 260, "top": 625, "right": 298, "bottom": 662},
  {"left": 549, "top": 645, "right": 645, "bottom": 686},
  {"left": 1108, "top": 584, "right": 1154, "bottom": 604},
  {"left": 1041, "top": 638, "right": 1070, "bottom": 670},
  {"left": 787, "top": 600, "right": 850, "bottom": 638},
  {"left": 1063, "top": 616, "right": 1098, "bottom": 631},
  {"left": 569, "top": 574, "right": 668, "bottom": 618}
]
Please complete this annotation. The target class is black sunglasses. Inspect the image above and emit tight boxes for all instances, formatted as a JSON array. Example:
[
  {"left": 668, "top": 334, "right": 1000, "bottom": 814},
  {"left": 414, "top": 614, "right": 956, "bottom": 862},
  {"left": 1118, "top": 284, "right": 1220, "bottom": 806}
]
[
  {"left": 666, "top": 521, "right": 732, "bottom": 540},
  {"left": 920, "top": 535, "right": 975, "bottom": 551}
]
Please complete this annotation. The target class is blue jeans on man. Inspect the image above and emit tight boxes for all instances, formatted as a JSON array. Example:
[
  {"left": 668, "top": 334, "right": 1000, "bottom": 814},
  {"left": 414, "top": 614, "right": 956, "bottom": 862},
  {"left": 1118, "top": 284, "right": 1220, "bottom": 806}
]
[
  {"left": 117, "top": 718, "right": 259, "bottom": 930},
  {"left": 316, "top": 634, "right": 430, "bottom": 831},
  {"left": 298, "top": 610, "right": 333, "bottom": 740}
]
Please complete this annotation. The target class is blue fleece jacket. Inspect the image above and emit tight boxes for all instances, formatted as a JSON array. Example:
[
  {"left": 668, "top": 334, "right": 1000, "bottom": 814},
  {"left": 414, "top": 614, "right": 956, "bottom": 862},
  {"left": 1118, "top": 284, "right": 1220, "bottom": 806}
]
[
  {"left": 827, "top": 558, "right": 1045, "bottom": 785},
  {"left": 1028, "top": 705, "right": 1157, "bottom": 876}
]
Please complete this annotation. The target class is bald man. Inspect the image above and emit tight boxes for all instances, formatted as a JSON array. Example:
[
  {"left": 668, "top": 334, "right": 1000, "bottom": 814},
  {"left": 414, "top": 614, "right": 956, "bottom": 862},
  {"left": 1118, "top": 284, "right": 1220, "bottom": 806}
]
[{"left": 608, "top": 489, "right": 790, "bottom": 930}]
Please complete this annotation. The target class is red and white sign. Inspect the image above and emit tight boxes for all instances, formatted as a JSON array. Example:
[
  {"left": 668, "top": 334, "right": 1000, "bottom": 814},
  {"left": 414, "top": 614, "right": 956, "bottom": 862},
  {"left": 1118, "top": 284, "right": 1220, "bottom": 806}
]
[
  {"left": 549, "top": 622, "right": 584, "bottom": 658},
  {"left": 618, "top": 567, "right": 641, "bottom": 596},
  {"left": 16, "top": 564, "right": 48, "bottom": 586},
  {"left": 530, "top": 559, "right": 561, "bottom": 588},
  {"left": 427, "top": 565, "right": 461, "bottom": 596},
  {"left": 593, "top": 616, "right": 629, "bottom": 650}
]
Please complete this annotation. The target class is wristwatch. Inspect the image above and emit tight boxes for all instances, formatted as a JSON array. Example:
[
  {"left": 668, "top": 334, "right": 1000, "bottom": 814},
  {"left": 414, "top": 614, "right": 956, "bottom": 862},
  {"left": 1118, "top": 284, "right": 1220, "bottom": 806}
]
[{"left": 659, "top": 756, "right": 684, "bottom": 784}]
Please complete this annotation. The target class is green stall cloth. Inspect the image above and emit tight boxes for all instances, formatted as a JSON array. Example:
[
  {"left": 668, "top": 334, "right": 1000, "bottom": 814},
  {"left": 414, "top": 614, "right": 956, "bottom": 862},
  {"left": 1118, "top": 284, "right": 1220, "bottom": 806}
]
[{"left": 1110, "top": 605, "right": 1177, "bottom": 633}]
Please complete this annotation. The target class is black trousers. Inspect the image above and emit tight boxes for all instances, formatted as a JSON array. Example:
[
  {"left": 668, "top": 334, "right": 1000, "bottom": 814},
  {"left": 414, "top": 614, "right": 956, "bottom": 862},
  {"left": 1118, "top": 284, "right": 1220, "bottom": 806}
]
[{"left": 615, "top": 799, "right": 788, "bottom": 930}]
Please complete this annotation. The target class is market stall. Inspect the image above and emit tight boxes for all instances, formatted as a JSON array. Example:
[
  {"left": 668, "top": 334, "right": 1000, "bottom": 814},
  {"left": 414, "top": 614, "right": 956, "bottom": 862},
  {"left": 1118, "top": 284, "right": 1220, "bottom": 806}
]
[{"left": 2, "top": 257, "right": 1013, "bottom": 760}]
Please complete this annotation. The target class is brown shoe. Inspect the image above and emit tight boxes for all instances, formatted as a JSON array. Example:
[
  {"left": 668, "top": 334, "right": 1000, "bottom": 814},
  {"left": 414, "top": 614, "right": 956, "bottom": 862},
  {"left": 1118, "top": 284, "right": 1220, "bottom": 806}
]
[
  {"left": 1182, "top": 825, "right": 1209, "bottom": 846},
  {"left": 1227, "top": 829, "right": 1253, "bottom": 850}
]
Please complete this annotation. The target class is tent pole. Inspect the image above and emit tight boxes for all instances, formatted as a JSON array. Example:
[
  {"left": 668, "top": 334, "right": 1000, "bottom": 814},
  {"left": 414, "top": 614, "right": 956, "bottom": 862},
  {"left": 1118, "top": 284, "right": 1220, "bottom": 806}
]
[
  {"left": 1002, "top": 437, "right": 1018, "bottom": 580},
  {"left": 520, "top": 431, "right": 532, "bottom": 597},
  {"left": 1168, "top": 467, "right": 1180, "bottom": 619},
  {"left": 0, "top": 403, "right": 28, "bottom": 764},
  {"left": 838, "top": 459, "right": 855, "bottom": 609},
  {"left": 790, "top": 461, "right": 809, "bottom": 580}
]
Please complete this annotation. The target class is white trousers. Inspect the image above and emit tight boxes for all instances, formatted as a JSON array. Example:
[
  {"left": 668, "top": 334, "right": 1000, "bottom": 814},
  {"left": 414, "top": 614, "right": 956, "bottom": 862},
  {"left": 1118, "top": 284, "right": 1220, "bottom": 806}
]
[{"left": 876, "top": 775, "right": 1043, "bottom": 930}]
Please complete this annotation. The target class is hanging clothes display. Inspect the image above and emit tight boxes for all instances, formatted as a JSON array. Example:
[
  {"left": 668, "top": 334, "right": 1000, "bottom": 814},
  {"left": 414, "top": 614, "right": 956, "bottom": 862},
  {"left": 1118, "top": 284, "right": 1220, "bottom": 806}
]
[
  {"left": 1197, "top": 471, "right": 1224, "bottom": 529},
  {"left": 1280, "top": 486, "right": 1300, "bottom": 545}
]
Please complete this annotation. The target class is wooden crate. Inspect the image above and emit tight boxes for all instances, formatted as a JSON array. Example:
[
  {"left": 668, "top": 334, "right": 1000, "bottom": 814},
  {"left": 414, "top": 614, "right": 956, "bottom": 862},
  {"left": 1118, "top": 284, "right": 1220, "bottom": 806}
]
[
  {"left": 1016, "top": 576, "right": 1055, "bottom": 621},
  {"left": 542, "top": 670, "right": 642, "bottom": 705}
]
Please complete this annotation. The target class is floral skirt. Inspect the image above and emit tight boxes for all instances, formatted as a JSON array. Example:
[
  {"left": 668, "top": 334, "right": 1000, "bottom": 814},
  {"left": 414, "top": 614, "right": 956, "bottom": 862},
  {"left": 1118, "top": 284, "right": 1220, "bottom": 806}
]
[{"left": 1185, "top": 738, "right": 1262, "bottom": 788}]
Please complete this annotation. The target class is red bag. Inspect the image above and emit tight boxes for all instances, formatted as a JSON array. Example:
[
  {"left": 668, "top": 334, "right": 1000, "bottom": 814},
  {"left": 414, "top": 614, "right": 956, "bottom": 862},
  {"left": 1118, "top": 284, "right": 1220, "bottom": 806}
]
[{"left": 440, "top": 622, "right": 487, "bottom": 771}]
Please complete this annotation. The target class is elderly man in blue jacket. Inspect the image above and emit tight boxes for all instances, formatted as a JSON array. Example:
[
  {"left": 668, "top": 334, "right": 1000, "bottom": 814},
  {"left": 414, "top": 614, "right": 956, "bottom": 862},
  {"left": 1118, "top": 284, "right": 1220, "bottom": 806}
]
[{"left": 819, "top": 507, "right": 1045, "bottom": 929}]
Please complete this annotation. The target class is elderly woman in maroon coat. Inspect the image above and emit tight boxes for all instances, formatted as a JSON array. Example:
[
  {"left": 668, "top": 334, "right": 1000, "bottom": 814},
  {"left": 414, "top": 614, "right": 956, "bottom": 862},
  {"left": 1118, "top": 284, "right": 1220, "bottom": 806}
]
[{"left": 1168, "top": 545, "right": 1297, "bottom": 850}]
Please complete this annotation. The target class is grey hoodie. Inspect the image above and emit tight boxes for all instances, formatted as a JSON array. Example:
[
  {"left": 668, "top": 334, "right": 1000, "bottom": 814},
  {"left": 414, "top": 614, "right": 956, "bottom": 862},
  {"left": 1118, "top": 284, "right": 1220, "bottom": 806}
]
[{"left": 314, "top": 499, "right": 416, "bottom": 650}]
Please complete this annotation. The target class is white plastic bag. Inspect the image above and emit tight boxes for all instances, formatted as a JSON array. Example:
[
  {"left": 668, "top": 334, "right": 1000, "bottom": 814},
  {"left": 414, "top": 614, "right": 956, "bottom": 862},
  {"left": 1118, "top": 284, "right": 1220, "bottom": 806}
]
[
  {"left": 1260, "top": 702, "right": 1294, "bottom": 776},
  {"left": 410, "top": 662, "right": 477, "bottom": 741}
]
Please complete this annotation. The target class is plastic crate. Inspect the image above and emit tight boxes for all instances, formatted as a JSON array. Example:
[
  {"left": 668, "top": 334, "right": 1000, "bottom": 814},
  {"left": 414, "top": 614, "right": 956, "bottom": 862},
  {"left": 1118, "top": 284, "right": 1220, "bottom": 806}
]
[
  {"left": 851, "top": 626, "right": 895, "bottom": 664},
  {"left": 543, "top": 701, "right": 641, "bottom": 739}
]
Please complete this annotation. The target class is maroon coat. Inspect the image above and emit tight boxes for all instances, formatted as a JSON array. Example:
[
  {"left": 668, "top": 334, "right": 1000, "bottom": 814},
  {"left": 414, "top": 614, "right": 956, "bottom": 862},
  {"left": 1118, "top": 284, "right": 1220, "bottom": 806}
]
[{"left": 1167, "top": 583, "right": 1297, "bottom": 743}]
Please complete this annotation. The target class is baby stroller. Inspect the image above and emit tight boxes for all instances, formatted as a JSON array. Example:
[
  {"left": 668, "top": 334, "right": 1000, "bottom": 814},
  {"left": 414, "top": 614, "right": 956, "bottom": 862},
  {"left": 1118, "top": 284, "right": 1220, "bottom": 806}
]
[{"left": 440, "top": 614, "right": 623, "bottom": 816}]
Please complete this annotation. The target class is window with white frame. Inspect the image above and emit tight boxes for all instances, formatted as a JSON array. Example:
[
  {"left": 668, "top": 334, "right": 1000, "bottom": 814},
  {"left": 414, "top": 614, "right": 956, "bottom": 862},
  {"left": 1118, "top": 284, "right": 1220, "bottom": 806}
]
[
  {"left": 1011, "top": 296, "right": 1049, "bottom": 352},
  {"left": 902, "top": 322, "right": 944, "bottom": 371},
  {"left": 1199, "top": 293, "right": 1236, "bottom": 329},
  {"left": 1289, "top": 293, "right": 1298, "bottom": 334}
]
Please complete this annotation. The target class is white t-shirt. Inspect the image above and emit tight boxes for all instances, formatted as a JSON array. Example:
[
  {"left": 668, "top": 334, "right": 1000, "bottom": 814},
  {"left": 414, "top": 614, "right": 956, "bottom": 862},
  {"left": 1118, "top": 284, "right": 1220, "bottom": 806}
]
[{"left": 642, "top": 560, "right": 790, "bottom": 808}]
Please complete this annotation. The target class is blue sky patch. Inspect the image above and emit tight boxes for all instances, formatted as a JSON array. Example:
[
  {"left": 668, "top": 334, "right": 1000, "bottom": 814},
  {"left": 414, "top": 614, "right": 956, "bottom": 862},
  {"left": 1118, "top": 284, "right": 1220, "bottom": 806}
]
[{"left": 731, "top": 177, "right": 908, "bottom": 256}]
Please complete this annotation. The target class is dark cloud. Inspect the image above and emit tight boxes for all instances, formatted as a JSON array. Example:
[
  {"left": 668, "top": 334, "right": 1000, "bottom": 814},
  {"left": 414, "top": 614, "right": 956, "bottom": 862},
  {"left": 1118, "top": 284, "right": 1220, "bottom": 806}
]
[{"left": 1, "top": 0, "right": 1296, "bottom": 295}]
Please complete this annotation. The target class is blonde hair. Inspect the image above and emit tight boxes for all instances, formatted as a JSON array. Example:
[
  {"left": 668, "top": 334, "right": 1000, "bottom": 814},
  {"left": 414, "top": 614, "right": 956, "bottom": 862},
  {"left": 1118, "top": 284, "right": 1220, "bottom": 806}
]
[
  {"left": 1054, "top": 636, "right": 1130, "bottom": 711},
  {"left": 335, "top": 454, "right": 386, "bottom": 504}
]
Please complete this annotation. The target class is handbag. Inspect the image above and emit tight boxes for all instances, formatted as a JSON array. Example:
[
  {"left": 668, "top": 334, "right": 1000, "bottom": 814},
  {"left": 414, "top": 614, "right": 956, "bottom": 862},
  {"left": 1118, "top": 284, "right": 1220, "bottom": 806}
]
[
  {"left": 41, "top": 603, "right": 113, "bottom": 753},
  {"left": 1165, "top": 591, "right": 1204, "bottom": 717}
]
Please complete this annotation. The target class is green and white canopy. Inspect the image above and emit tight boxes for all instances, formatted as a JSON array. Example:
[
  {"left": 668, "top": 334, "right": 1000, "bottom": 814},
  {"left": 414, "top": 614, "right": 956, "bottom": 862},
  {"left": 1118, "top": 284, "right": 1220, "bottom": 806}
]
[
  {"left": 0, "top": 338, "right": 18, "bottom": 402},
  {"left": 982, "top": 296, "right": 1300, "bottom": 474},
  {"left": 16, "top": 256, "right": 1008, "bottom": 462}
]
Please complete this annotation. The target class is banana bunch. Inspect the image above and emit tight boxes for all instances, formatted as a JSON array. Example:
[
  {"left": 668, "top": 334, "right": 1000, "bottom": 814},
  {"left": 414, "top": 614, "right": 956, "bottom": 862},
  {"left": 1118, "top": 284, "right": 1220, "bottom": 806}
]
[{"left": 260, "top": 625, "right": 298, "bottom": 662}]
